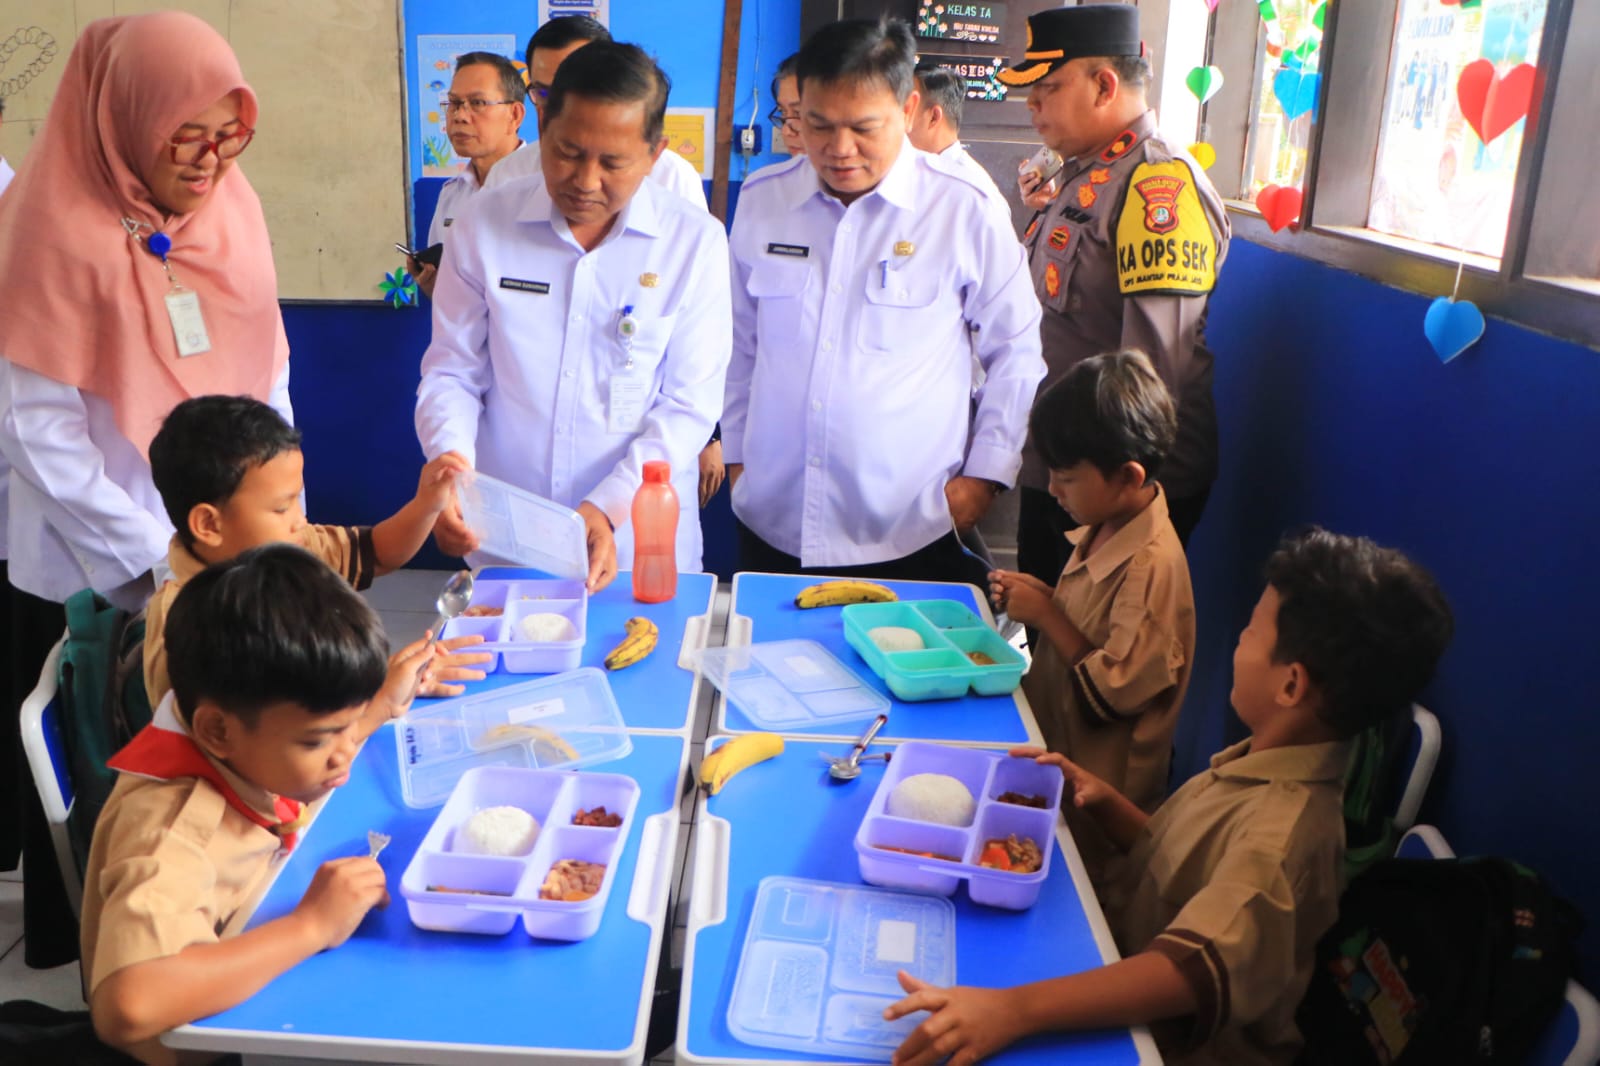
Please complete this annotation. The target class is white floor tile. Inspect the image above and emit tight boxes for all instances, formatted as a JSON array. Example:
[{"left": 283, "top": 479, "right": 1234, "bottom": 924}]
[{"left": 0, "top": 942, "right": 84, "bottom": 1011}]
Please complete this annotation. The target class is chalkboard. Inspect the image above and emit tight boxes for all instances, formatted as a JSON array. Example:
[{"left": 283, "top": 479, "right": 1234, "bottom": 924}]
[{"left": 0, "top": 2, "right": 406, "bottom": 302}]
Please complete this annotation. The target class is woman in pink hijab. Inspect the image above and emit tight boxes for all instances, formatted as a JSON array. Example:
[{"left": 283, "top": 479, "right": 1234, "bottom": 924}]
[{"left": 0, "top": 12, "right": 289, "bottom": 966}]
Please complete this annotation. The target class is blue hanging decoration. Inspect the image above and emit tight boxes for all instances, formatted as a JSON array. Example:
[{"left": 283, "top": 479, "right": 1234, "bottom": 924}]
[{"left": 379, "top": 269, "right": 419, "bottom": 309}]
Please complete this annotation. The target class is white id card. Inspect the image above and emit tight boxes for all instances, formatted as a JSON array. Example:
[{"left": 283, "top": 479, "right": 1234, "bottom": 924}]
[
  {"left": 164, "top": 289, "right": 212, "bottom": 357},
  {"left": 608, "top": 376, "right": 648, "bottom": 434}
]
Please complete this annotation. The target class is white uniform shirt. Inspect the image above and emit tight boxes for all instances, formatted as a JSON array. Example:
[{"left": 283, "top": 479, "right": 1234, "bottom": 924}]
[
  {"left": 0, "top": 360, "right": 294, "bottom": 608},
  {"left": 415, "top": 178, "right": 731, "bottom": 571},
  {"left": 0, "top": 158, "right": 14, "bottom": 198},
  {"left": 939, "top": 141, "right": 1011, "bottom": 220},
  {"left": 426, "top": 142, "right": 532, "bottom": 247},
  {"left": 487, "top": 143, "right": 707, "bottom": 208},
  {"left": 724, "top": 147, "right": 1044, "bottom": 567}
]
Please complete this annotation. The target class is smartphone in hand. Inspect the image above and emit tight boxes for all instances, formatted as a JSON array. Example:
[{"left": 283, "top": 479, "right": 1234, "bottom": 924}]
[{"left": 394, "top": 241, "right": 444, "bottom": 268}]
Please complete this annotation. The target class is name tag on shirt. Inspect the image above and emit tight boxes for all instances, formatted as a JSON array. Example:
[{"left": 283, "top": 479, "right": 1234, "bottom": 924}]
[
  {"left": 766, "top": 242, "right": 810, "bottom": 258},
  {"left": 164, "top": 290, "right": 212, "bottom": 357},
  {"left": 608, "top": 376, "right": 649, "bottom": 434},
  {"left": 499, "top": 278, "right": 551, "bottom": 294}
]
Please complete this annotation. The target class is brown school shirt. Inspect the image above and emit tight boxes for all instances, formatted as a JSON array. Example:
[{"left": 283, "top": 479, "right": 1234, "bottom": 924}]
[
  {"left": 1106, "top": 738, "right": 1353, "bottom": 1066},
  {"left": 143, "top": 525, "right": 376, "bottom": 705},
  {"left": 1020, "top": 486, "right": 1194, "bottom": 815},
  {"left": 79, "top": 696, "right": 291, "bottom": 1066}
]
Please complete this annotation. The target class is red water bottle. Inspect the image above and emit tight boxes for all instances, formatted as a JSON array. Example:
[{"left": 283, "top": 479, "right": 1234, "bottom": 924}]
[{"left": 631, "top": 460, "right": 678, "bottom": 603}]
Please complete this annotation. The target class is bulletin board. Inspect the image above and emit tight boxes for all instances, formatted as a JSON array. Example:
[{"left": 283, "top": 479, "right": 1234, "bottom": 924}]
[{"left": 0, "top": 1, "right": 406, "bottom": 302}]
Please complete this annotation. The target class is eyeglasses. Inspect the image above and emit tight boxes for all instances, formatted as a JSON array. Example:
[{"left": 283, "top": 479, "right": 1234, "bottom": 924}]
[
  {"left": 765, "top": 105, "right": 801, "bottom": 133},
  {"left": 445, "top": 97, "right": 519, "bottom": 115},
  {"left": 167, "top": 126, "right": 254, "bottom": 166}
]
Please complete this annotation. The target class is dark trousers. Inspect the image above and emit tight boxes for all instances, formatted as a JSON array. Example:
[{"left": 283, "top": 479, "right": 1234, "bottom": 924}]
[
  {"left": 5, "top": 577, "right": 79, "bottom": 969},
  {"left": 735, "top": 520, "right": 991, "bottom": 593},
  {"left": 1015, "top": 485, "right": 1212, "bottom": 589}
]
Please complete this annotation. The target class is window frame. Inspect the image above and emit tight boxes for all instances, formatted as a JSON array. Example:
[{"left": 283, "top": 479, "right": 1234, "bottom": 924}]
[{"left": 1199, "top": 0, "right": 1600, "bottom": 348}]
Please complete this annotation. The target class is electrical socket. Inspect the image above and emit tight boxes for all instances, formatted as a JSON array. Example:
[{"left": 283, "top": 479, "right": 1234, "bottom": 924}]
[{"left": 738, "top": 124, "right": 763, "bottom": 155}]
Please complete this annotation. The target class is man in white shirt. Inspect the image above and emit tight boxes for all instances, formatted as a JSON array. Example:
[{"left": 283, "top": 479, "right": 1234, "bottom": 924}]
[
  {"left": 411, "top": 52, "right": 530, "bottom": 299},
  {"left": 724, "top": 18, "right": 1044, "bottom": 585},
  {"left": 908, "top": 62, "right": 1010, "bottom": 218},
  {"left": 0, "top": 94, "right": 14, "bottom": 197},
  {"left": 416, "top": 42, "right": 731, "bottom": 589},
  {"left": 482, "top": 16, "right": 706, "bottom": 208}
]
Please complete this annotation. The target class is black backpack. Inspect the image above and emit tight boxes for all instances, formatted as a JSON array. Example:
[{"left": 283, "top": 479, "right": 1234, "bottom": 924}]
[{"left": 1297, "top": 856, "right": 1582, "bottom": 1065}]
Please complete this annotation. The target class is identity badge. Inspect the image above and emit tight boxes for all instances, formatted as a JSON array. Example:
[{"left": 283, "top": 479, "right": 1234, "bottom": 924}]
[
  {"left": 165, "top": 290, "right": 212, "bottom": 357},
  {"left": 608, "top": 376, "right": 649, "bottom": 434}
]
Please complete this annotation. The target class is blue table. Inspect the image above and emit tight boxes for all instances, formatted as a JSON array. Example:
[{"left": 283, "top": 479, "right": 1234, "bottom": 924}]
[
  {"left": 431, "top": 568, "right": 716, "bottom": 733},
  {"left": 677, "top": 737, "right": 1157, "bottom": 1065},
  {"left": 717, "top": 573, "right": 1040, "bottom": 746},
  {"left": 165, "top": 730, "right": 689, "bottom": 1064}
]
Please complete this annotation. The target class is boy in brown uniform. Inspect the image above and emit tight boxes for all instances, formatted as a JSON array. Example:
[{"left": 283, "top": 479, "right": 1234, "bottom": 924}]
[
  {"left": 145, "top": 395, "right": 488, "bottom": 707},
  {"left": 988, "top": 349, "right": 1194, "bottom": 876},
  {"left": 82, "top": 545, "right": 397, "bottom": 1064},
  {"left": 887, "top": 528, "right": 1454, "bottom": 1066}
]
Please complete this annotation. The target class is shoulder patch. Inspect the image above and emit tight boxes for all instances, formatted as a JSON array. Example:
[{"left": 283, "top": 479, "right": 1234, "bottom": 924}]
[{"left": 1115, "top": 160, "right": 1218, "bottom": 297}]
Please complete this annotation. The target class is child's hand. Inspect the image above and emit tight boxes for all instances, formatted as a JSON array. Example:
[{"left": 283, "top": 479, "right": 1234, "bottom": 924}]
[
  {"left": 294, "top": 857, "right": 389, "bottom": 951},
  {"left": 433, "top": 499, "right": 481, "bottom": 558},
  {"left": 1010, "top": 746, "right": 1113, "bottom": 811},
  {"left": 415, "top": 634, "right": 493, "bottom": 698},
  {"left": 885, "top": 971, "right": 1026, "bottom": 1066},
  {"left": 416, "top": 451, "right": 470, "bottom": 515},
  {"left": 987, "top": 569, "right": 1055, "bottom": 626},
  {"left": 376, "top": 636, "right": 434, "bottom": 719}
]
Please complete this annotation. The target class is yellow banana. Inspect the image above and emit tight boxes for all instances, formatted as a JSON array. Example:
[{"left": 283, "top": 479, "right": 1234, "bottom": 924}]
[
  {"left": 698, "top": 733, "right": 785, "bottom": 795},
  {"left": 793, "top": 580, "right": 898, "bottom": 609},
  {"left": 477, "top": 724, "right": 580, "bottom": 762},
  {"left": 603, "top": 616, "right": 660, "bottom": 670}
]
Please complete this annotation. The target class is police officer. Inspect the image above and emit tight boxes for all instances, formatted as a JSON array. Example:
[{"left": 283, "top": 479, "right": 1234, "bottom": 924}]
[
  {"left": 415, "top": 42, "right": 731, "bottom": 589},
  {"left": 724, "top": 18, "right": 1043, "bottom": 586},
  {"left": 998, "top": 5, "right": 1229, "bottom": 587}
]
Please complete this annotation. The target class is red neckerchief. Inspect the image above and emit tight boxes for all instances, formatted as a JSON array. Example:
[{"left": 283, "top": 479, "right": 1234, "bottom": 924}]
[{"left": 109, "top": 716, "right": 306, "bottom": 852}]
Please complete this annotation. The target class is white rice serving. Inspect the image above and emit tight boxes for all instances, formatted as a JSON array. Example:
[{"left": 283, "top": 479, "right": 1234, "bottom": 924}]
[
  {"left": 518, "top": 612, "right": 578, "bottom": 643},
  {"left": 456, "top": 805, "right": 541, "bottom": 856},
  {"left": 868, "top": 626, "right": 925, "bottom": 652},
  {"left": 887, "top": 773, "right": 976, "bottom": 827}
]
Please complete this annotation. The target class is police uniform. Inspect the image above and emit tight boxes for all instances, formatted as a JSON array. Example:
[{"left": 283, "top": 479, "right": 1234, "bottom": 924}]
[
  {"left": 724, "top": 148, "right": 1043, "bottom": 574},
  {"left": 999, "top": 7, "right": 1230, "bottom": 588}
]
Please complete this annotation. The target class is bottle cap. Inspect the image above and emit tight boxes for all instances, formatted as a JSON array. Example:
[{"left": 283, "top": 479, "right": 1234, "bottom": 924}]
[{"left": 642, "top": 460, "right": 671, "bottom": 484}]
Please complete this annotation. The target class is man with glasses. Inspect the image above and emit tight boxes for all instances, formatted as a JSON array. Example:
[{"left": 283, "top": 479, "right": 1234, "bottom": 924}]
[
  {"left": 767, "top": 53, "right": 804, "bottom": 156},
  {"left": 414, "top": 52, "right": 531, "bottom": 298},
  {"left": 488, "top": 16, "right": 706, "bottom": 208},
  {"left": 998, "top": 5, "right": 1229, "bottom": 588}
]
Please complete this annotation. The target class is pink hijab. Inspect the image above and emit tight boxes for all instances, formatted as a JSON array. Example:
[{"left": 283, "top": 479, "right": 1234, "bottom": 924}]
[{"left": 0, "top": 12, "right": 288, "bottom": 457}]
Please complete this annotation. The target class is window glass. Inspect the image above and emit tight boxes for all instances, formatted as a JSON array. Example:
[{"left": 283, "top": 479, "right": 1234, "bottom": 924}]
[
  {"left": 1243, "top": 0, "right": 1326, "bottom": 200},
  {"left": 1367, "top": 0, "right": 1546, "bottom": 257}
]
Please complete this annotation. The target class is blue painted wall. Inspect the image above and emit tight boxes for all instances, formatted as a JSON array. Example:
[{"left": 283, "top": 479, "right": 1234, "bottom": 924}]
[{"left": 1183, "top": 240, "right": 1600, "bottom": 980}]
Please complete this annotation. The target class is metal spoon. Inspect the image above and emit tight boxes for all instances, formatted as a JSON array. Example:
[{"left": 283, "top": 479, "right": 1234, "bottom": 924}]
[
  {"left": 826, "top": 714, "right": 888, "bottom": 781},
  {"left": 952, "top": 517, "right": 1015, "bottom": 635},
  {"left": 410, "top": 569, "right": 475, "bottom": 698}
]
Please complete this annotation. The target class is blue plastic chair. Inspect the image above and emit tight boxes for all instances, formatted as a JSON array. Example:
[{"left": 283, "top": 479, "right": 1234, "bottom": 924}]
[
  {"left": 1396, "top": 826, "right": 1600, "bottom": 1066},
  {"left": 18, "top": 634, "right": 82, "bottom": 917}
]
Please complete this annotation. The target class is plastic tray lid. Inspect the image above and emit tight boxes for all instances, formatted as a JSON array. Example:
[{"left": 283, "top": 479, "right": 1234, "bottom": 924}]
[
  {"left": 457, "top": 471, "right": 587, "bottom": 578},
  {"left": 394, "top": 668, "right": 632, "bottom": 807},
  {"left": 693, "top": 639, "right": 890, "bottom": 731}
]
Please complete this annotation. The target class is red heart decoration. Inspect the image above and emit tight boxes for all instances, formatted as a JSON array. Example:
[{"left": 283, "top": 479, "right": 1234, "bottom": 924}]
[
  {"left": 1456, "top": 60, "right": 1537, "bottom": 144},
  {"left": 1257, "top": 184, "right": 1303, "bottom": 232}
]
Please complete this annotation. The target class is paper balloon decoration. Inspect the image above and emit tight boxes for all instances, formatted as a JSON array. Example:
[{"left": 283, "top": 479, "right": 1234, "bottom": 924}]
[
  {"left": 380, "top": 269, "right": 419, "bottom": 309},
  {"left": 1424, "top": 297, "right": 1486, "bottom": 363},
  {"left": 1273, "top": 66, "right": 1321, "bottom": 120},
  {"left": 1456, "top": 60, "right": 1536, "bottom": 144},
  {"left": 1186, "top": 65, "right": 1225, "bottom": 104},
  {"left": 1189, "top": 142, "right": 1218, "bottom": 170},
  {"left": 1257, "top": 184, "right": 1303, "bottom": 232}
]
